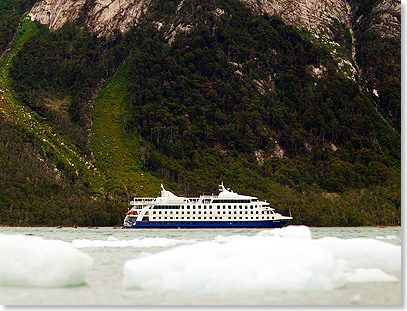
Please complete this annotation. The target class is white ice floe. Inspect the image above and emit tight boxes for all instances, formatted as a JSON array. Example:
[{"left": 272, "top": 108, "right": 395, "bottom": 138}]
[
  {"left": 72, "top": 237, "right": 196, "bottom": 248},
  {"left": 0, "top": 234, "right": 93, "bottom": 288},
  {"left": 257, "top": 225, "right": 312, "bottom": 239},
  {"left": 123, "top": 226, "right": 401, "bottom": 293},
  {"left": 313, "top": 237, "right": 401, "bottom": 275}
]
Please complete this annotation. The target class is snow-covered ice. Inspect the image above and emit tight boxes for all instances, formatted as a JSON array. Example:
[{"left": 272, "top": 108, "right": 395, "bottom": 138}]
[
  {"left": 0, "top": 234, "right": 93, "bottom": 287},
  {"left": 123, "top": 226, "right": 401, "bottom": 293}
]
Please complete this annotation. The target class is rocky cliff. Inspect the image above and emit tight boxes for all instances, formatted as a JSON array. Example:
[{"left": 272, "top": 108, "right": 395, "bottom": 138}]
[
  {"left": 29, "top": 0, "right": 400, "bottom": 39},
  {"left": 28, "top": 0, "right": 400, "bottom": 83},
  {"left": 29, "top": 0, "right": 151, "bottom": 36}
]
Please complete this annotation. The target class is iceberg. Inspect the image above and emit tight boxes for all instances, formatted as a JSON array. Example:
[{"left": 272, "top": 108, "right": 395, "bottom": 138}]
[
  {"left": 0, "top": 234, "right": 93, "bottom": 287},
  {"left": 123, "top": 226, "right": 401, "bottom": 293}
]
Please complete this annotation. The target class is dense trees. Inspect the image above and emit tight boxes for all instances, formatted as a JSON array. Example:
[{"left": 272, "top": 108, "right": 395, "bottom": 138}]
[
  {"left": 1, "top": 0, "right": 400, "bottom": 226},
  {"left": 126, "top": 2, "right": 399, "bottom": 196},
  {"left": 350, "top": 0, "right": 401, "bottom": 132},
  {"left": 9, "top": 21, "right": 142, "bottom": 156},
  {"left": 0, "top": 116, "right": 124, "bottom": 226},
  {"left": 0, "top": 0, "right": 37, "bottom": 55}
]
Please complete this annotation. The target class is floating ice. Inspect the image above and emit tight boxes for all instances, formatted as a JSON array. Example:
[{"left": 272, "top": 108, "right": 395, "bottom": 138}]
[
  {"left": 313, "top": 237, "right": 401, "bottom": 275},
  {"left": 123, "top": 226, "right": 401, "bottom": 293},
  {"left": 258, "top": 225, "right": 312, "bottom": 239},
  {"left": 0, "top": 234, "right": 93, "bottom": 288},
  {"left": 72, "top": 237, "right": 196, "bottom": 248}
]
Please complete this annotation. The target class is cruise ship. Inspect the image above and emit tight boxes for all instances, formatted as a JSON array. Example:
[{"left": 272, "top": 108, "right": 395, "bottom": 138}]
[{"left": 123, "top": 183, "right": 292, "bottom": 228}]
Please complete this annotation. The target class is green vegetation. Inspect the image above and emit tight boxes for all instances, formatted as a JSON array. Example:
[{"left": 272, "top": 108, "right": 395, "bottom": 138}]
[
  {"left": 89, "top": 58, "right": 164, "bottom": 200},
  {"left": 350, "top": 0, "right": 401, "bottom": 132},
  {"left": 0, "top": 17, "right": 123, "bottom": 226},
  {"left": 0, "top": 116, "right": 124, "bottom": 226},
  {"left": 0, "top": 0, "right": 37, "bottom": 55},
  {"left": 0, "top": 0, "right": 401, "bottom": 227}
]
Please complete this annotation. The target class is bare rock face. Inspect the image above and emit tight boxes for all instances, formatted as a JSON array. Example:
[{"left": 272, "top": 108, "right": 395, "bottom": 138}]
[
  {"left": 28, "top": 0, "right": 151, "bottom": 37},
  {"left": 362, "top": 0, "right": 401, "bottom": 39},
  {"left": 239, "top": 0, "right": 351, "bottom": 39},
  {"left": 28, "top": 0, "right": 400, "bottom": 41},
  {"left": 29, "top": 0, "right": 353, "bottom": 40},
  {"left": 28, "top": 0, "right": 87, "bottom": 31},
  {"left": 87, "top": 0, "right": 151, "bottom": 37}
]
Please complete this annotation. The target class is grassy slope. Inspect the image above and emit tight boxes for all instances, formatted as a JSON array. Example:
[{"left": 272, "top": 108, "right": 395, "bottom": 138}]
[
  {"left": 1, "top": 17, "right": 164, "bottom": 203},
  {"left": 0, "top": 17, "right": 95, "bottom": 180},
  {"left": 90, "top": 56, "right": 164, "bottom": 199}
]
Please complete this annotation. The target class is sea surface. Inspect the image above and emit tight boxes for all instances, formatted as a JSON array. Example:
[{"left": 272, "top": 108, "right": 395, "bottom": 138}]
[{"left": 0, "top": 226, "right": 402, "bottom": 306}]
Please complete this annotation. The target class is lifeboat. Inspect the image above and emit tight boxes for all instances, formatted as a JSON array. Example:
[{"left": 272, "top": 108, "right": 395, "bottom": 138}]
[{"left": 126, "top": 210, "right": 138, "bottom": 215}]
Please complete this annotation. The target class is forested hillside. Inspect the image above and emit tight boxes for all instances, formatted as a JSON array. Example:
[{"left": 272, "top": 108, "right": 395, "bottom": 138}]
[{"left": 0, "top": 0, "right": 401, "bottom": 227}]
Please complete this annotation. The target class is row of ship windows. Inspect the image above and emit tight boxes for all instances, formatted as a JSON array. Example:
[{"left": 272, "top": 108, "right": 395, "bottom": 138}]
[
  {"left": 211, "top": 199, "right": 253, "bottom": 203},
  {"left": 152, "top": 205, "right": 266, "bottom": 210},
  {"left": 142, "top": 222, "right": 261, "bottom": 226},
  {"left": 150, "top": 210, "right": 273, "bottom": 215},
  {"left": 150, "top": 216, "right": 275, "bottom": 220}
]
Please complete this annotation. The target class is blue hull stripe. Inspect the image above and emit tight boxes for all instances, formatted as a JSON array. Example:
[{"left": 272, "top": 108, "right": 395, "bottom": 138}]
[{"left": 123, "top": 219, "right": 290, "bottom": 229}]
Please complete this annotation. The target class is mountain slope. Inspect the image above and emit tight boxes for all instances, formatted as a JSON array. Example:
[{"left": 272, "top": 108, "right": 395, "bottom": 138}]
[{"left": 0, "top": 0, "right": 401, "bottom": 227}]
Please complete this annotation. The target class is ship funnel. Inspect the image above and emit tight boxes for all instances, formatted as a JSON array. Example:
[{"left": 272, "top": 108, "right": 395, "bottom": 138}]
[{"left": 160, "top": 184, "right": 177, "bottom": 198}]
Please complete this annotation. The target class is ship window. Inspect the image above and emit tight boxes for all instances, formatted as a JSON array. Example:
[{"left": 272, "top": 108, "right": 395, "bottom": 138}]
[{"left": 198, "top": 205, "right": 201, "bottom": 208}]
